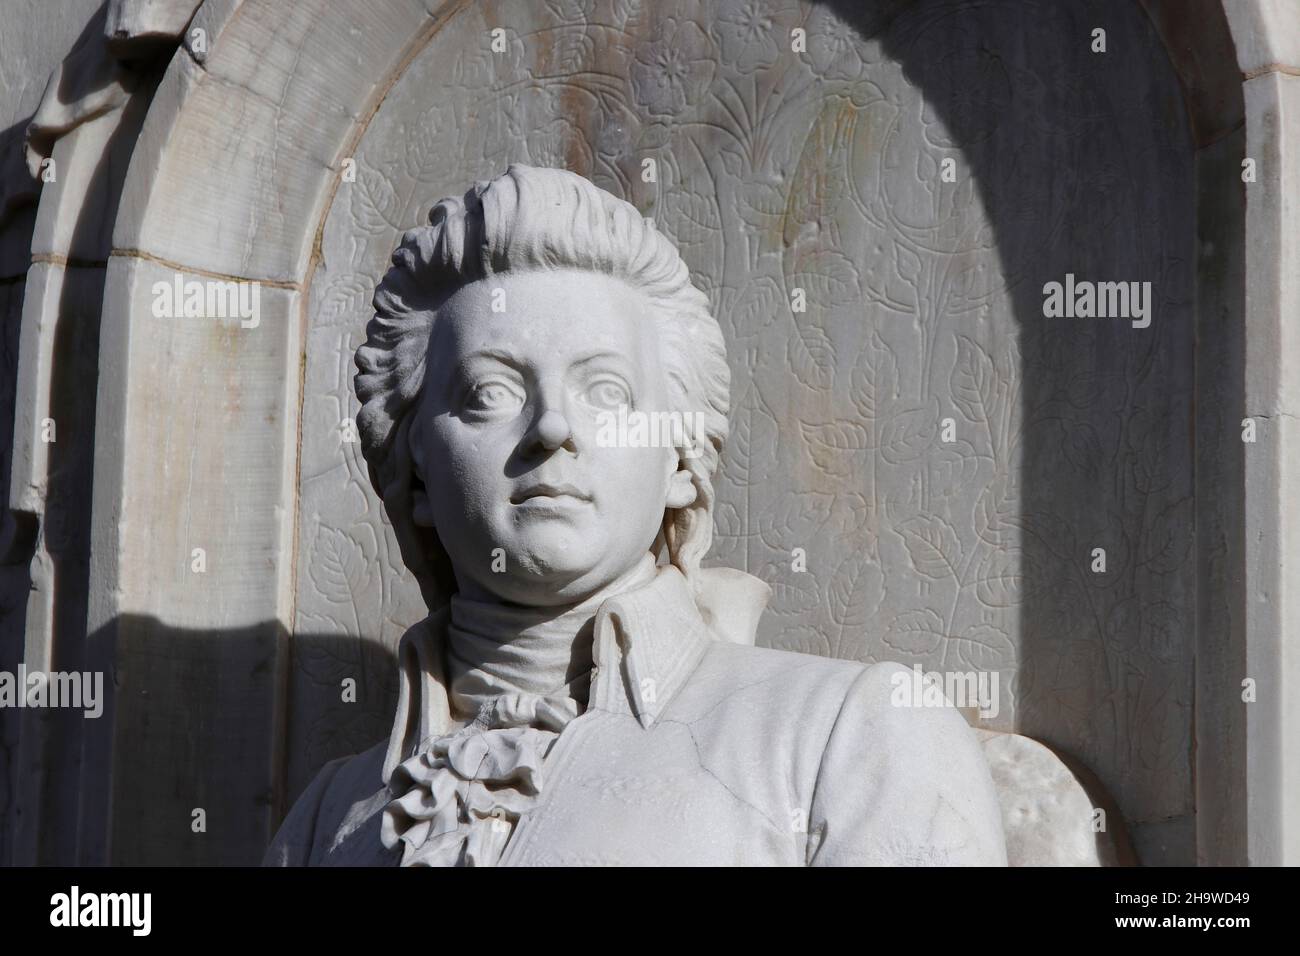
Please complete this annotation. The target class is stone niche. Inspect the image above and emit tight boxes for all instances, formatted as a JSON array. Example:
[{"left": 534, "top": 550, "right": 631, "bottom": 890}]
[
  {"left": 297, "top": 0, "right": 1196, "bottom": 863},
  {"left": 9, "top": 0, "right": 1298, "bottom": 866}
]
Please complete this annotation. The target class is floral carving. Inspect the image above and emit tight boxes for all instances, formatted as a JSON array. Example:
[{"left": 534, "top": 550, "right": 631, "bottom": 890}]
[{"left": 630, "top": 18, "right": 715, "bottom": 117}]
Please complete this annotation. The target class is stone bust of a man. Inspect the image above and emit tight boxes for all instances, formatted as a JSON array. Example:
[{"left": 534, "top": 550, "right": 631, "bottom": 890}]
[{"left": 265, "top": 163, "right": 1007, "bottom": 867}]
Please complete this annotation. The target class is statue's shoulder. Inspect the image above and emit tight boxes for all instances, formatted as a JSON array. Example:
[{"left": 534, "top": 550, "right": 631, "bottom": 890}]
[
  {"left": 263, "top": 739, "right": 397, "bottom": 867},
  {"left": 685, "top": 648, "right": 974, "bottom": 754},
  {"left": 688, "top": 639, "right": 875, "bottom": 719},
  {"left": 700, "top": 638, "right": 871, "bottom": 683}
]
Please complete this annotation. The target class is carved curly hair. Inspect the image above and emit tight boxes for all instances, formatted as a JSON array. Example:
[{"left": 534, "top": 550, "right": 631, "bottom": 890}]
[{"left": 353, "top": 163, "right": 731, "bottom": 608}]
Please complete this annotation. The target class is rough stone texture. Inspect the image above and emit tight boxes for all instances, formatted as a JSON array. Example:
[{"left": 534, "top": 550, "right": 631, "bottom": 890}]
[
  {"left": 1223, "top": 0, "right": 1300, "bottom": 76},
  {"left": 1239, "top": 69, "right": 1300, "bottom": 866},
  {"left": 0, "top": 278, "right": 27, "bottom": 868},
  {"left": 1193, "top": 124, "right": 1248, "bottom": 865},
  {"left": 974, "top": 729, "right": 1134, "bottom": 866},
  {"left": 105, "top": 0, "right": 203, "bottom": 46},
  {"left": 0, "top": 0, "right": 122, "bottom": 869},
  {"left": 0, "top": 0, "right": 105, "bottom": 240},
  {"left": 111, "top": 0, "right": 443, "bottom": 283},
  {"left": 89, "top": 0, "right": 445, "bottom": 864},
  {"left": 90, "top": 254, "right": 302, "bottom": 864}
]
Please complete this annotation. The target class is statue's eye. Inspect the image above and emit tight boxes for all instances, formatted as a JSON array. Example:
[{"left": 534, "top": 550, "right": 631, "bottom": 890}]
[
  {"left": 583, "top": 378, "right": 631, "bottom": 411},
  {"left": 465, "top": 379, "right": 524, "bottom": 414}
]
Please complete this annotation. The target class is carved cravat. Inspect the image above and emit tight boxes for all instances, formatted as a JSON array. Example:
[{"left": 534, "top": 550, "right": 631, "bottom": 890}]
[{"left": 381, "top": 555, "right": 660, "bottom": 866}]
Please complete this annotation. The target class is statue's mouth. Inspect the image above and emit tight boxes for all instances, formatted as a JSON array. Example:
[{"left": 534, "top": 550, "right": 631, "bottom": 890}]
[{"left": 510, "top": 482, "right": 592, "bottom": 505}]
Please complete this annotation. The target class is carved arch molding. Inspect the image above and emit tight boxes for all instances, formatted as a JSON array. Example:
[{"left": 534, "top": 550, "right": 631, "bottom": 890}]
[{"left": 5, "top": 0, "right": 1297, "bottom": 865}]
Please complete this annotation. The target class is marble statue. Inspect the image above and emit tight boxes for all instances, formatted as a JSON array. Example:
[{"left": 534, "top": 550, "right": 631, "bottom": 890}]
[{"left": 264, "top": 163, "right": 1008, "bottom": 866}]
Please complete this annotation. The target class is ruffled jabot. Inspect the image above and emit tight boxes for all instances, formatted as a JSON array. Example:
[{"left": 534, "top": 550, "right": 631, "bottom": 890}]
[{"left": 380, "top": 556, "right": 657, "bottom": 866}]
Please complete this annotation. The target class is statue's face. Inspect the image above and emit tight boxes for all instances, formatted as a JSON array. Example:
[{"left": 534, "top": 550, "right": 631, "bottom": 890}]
[{"left": 410, "top": 268, "right": 698, "bottom": 606}]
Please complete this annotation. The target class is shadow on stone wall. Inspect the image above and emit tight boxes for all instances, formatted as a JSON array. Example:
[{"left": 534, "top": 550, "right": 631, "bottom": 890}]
[
  {"left": 0, "top": 1, "right": 169, "bottom": 862},
  {"left": 80, "top": 615, "right": 393, "bottom": 866},
  {"left": 0, "top": 112, "right": 38, "bottom": 862},
  {"left": 813, "top": 0, "right": 1243, "bottom": 864}
]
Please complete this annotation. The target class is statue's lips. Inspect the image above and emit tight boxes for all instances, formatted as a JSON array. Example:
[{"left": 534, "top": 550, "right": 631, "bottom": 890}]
[
  {"left": 510, "top": 483, "right": 592, "bottom": 506},
  {"left": 511, "top": 495, "right": 592, "bottom": 514}
]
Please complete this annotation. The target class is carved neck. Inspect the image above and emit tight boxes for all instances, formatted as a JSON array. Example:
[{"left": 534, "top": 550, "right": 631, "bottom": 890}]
[{"left": 444, "top": 552, "right": 658, "bottom": 717}]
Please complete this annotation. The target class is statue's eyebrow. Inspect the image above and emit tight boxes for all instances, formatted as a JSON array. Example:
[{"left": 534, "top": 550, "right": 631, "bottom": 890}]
[
  {"left": 569, "top": 350, "right": 637, "bottom": 375},
  {"left": 456, "top": 348, "right": 525, "bottom": 376},
  {"left": 453, "top": 348, "right": 638, "bottom": 385}
]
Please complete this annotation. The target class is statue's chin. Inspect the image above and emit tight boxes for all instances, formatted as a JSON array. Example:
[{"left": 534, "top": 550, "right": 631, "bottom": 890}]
[
  {"left": 468, "top": 570, "right": 609, "bottom": 608},
  {"left": 457, "top": 545, "right": 609, "bottom": 606}
]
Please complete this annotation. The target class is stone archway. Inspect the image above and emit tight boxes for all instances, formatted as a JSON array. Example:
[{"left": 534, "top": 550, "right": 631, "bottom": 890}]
[{"left": 3, "top": 0, "right": 1292, "bottom": 864}]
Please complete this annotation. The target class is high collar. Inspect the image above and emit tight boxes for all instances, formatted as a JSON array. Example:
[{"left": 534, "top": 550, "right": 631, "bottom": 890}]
[
  {"left": 586, "top": 562, "right": 710, "bottom": 728},
  {"left": 382, "top": 562, "right": 772, "bottom": 785},
  {"left": 444, "top": 554, "right": 658, "bottom": 717}
]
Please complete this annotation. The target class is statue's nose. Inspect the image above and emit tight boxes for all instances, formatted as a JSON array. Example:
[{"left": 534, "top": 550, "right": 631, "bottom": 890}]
[{"left": 533, "top": 408, "right": 572, "bottom": 451}]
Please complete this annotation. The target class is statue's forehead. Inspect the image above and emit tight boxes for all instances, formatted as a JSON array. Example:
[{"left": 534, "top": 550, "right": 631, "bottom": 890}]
[
  {"left": 429, "top": 269, "right": 663, "bottom": 362},
  {"left": 439, "top": 267, "right": 653, "bottom": 312}
]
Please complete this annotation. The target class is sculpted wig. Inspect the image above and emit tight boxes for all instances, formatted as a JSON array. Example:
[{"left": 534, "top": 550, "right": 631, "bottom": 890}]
[{"left": 354, "top": 163, "right": 731, "bottom": 608}]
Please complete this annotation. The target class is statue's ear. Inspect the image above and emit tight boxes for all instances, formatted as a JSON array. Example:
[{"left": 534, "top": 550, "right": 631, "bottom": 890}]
[{"left": 665, "top": 463, "right": 697, "bottom": 509}]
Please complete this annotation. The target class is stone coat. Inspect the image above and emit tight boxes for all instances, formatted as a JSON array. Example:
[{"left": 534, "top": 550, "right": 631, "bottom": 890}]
[{"left": 264, "top": 564, "right": 1008, "bottom": 866}]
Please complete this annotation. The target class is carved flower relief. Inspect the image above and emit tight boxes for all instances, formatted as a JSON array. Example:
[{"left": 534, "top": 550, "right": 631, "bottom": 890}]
[
  {"left": 630, "top": 18, "right": 716, "bottom": 118},
  {"left": 803, "top": 6, "right": 866, "bottom": 83},
  {"left": 712, "top": 0, "right": 781, "bottom": 74}
]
